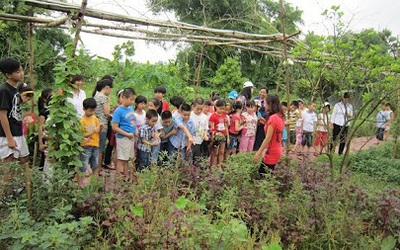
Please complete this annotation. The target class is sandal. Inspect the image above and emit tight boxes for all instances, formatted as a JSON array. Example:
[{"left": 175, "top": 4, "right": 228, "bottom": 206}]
[{"left": 103, "top": 164, "right": 116, "bottom": 170}]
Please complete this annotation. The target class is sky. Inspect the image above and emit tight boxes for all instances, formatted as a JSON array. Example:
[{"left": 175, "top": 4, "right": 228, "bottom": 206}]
[{"left": 73, "top": 0, "right": 400, "bottom": 63}]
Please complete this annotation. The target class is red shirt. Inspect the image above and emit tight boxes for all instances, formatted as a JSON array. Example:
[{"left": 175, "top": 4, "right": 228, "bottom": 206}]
[
  {"left": 161, "top": 100, "right": 170, "bottom": 112},
  {"left": 263, "top": 113, "right": 285, "bottom": 165},
  {"left": 228, "top": 113, "right": 242, "bottom": 135},
  {"left": 209, "top": 112, "right": 228, "bottom": 135}
]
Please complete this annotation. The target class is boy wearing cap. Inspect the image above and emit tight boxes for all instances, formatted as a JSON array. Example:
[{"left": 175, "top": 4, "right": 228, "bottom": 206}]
[
  {"left": 314, "top": 102, "right": 331, "bottom": 155},
  {"left": 0, "top": 58, "right": 29, "bottom": 164}
]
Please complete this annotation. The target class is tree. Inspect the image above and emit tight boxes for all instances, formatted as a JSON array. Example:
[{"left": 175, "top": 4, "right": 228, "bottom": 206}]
[
  {"left": 0, "top": 0, "right": 71, "bottom": 88},
  {"left": 211, "top": 56, "right": 247, "bottom": 93},
  {"left": 292, "top": 6, "right": 400, "bottom": 178},
  {"left": 146, "top": 0, "right": 303, "bottom": 88}
]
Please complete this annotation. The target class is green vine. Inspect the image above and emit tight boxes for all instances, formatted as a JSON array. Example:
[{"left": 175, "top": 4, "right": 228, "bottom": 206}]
[{"left": 46, "top": 43, "right": 83, "bottom": 170}]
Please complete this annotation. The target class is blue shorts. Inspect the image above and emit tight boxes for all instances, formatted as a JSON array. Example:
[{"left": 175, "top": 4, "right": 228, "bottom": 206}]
[
  {"left": 80, "top": 146, "right": 99, "bottom": 172},
  {"left": 227, "top": 134, "right": 239, "bottom": 150}
]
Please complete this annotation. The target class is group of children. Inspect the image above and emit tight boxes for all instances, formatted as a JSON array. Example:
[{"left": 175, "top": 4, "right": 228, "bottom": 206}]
[{"left": 284, "top": 99, "right": 332, "bottom": 156}]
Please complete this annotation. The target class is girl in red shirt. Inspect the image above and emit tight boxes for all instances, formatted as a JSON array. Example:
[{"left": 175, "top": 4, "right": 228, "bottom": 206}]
[
  {"left": 254, "top": 94, "right": 285, "bottom": 176},
  {"left": 209, "top": 99, "right": 230, "bottom": 167}
]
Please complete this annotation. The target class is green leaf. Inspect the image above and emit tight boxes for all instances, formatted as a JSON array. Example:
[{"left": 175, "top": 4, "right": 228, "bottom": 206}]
[
  {"left": 381, "top": 236, "right": 396, "bottom": 250},
  {"left": 262, "top": 243, "right": 282, "bottom": 250},
  {"left": 129, "top": 205, "right": 144, "bottom": 217},
  {"left": 175, "top": 196, "right": 190, "bottom": 210}
]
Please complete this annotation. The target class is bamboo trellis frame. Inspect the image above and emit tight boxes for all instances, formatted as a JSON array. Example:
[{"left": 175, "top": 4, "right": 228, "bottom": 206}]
[{"left": 0, "top": 0, "right": 301, "bottom": 57}]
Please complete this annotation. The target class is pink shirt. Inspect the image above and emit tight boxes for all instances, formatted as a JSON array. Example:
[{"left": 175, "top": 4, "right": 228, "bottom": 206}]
[
  {"left": 241, "top": 112, "right": 258, "bottom": 137},
  {"left": 228, "top": 113, "right": 242, "bottom": 135}
]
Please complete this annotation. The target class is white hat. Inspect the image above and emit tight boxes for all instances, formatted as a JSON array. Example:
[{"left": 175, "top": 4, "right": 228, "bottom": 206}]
[
  {"left": 243, "top": 81, "right": 254, "bottom": 88},
  {"left": 324, "top": 102, "right": 330, "bottom": 107}
]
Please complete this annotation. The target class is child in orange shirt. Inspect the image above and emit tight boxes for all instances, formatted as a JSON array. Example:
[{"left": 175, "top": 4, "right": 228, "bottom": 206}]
[{"left": 78, "top": 98, "right": 103, "bottom": 186}]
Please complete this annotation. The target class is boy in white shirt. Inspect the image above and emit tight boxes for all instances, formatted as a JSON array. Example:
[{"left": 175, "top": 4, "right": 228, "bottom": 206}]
[
  {"left": 190, "top": 98, "right": 209, "bottom": 166},
  {"left": 301, "top": 102, "right": 318, "bottom": 153}
]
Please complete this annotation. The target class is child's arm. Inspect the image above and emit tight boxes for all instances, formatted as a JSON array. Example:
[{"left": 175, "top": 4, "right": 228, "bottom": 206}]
[
  {"left": 178, "top": 124, "right": 194, "bottom": 145},
  {"left": 234, "top": 118, "right": 243, "bottom": 131},
  {"left": 161, "top": 128, "right": 177, "bottom": 140},
  {"left": 0, "top": 110, "right": 16, "bottom": 149},
  {"left": 111, "top": 123, "right": 135, "bottom": 139},
  {"left": 103, "top": 98, "right": 111, "bottom": 118}
]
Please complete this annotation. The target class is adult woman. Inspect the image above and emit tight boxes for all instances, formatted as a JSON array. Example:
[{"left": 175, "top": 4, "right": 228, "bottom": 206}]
[
  {"left": 253, "top": 86, "right": 268, "bottom": 150},
  {"left": 67, "top": 74, "right": 86, "bottom": 118},
  {"left": 237, "top": 81, "right": 254, "bottom": 104},
  {"left": 329, "top": 92, "right": 353, "bottom": 155},
  {"left": 254, "top": 94, "right": 285, "bottom": 175}
]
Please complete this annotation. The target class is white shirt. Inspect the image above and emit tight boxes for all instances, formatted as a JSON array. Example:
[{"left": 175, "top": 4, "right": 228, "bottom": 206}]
[
  {"left": 331, "top": 102, "right": 353, "bottom": 126},
  {"left": 67, "top": 89, "right": 86, "bottom": 118},
  {"left": 302, "top": 111, "right": 318, "bottom": 132},
  {"left": 316, "top": 113, "right": 331, "bottom": 132},
  {"left": 190, "top": 111, "right": 209, "bottom": 145}
]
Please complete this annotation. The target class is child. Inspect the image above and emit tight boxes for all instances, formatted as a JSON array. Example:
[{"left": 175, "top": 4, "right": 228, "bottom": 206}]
[
  {"left": 301, "top": 102, "right": 317, "bottom": 154},
  {"left": 314, "top": 102, "right": 331, "bottom": 155},
  {"left": 38, "top": 88, "right": 54, "bottom": 170},
  {"left": 384, "top": 103, "right": 395, "bottom": 141},
  {"left": 154, "top": 85, "right": 170, "bottom": 115},
  {"left": 78, "top": 98, "right": 103, "bottom": 186},
  {"left": 148, "top": 98, "right": 163, "bottom": 163},
  {"left": 0, "top": 58, "right": 29, "bottom": 165},
  {"left": 190, "top": 98, "right": 209, "bottom": 165},
  {"left": 375, "top": 103, "right": 390, "bottom": 142},
  {"left": 239, "top": 101, "right": 258, "bottom": 152},
  {"left": 137, "top": 110, "right": 160, "bottom": 171},
  {"left": 93, "top": 79, "right": 113, "bottom": 172},
  {"left": 203, "top": 100, "right": 213, "bottom": 118},
  {"left": 281, "top": 102, "right": 288, "bottom": 148},
  {"left": 160, "top": 111, "right": 177, "bottom": 162},
  {"left": 111, "top": 88, "right": 137, "bottom": 176},
  {"left": 103, "top": 89, "right": 123, "bottom": 170},
  {"left": 134, "top": 95, "right": 147, "bottom": 130},
  {"left": 209, "top": 99, "right": 230, "bottom": 166},
  {"left": 202, "top": 100, "right": 213, "bottom": 157},
  {"left": 226, "top": 101, "right": 243, "bottom": 158},
  {"left": 170, "top": 103, "right": 195, "bottom": 162},
  {"left": 170, "top": 96, "right": 185, "bottom": 117},
  {"left": 287, "top": 100, "right": 300, "bottom": 145}
]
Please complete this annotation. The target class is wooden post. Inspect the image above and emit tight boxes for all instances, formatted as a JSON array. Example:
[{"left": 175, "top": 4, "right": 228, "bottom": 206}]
[
  {"left": 279, "top": 0, "right": 291, "bottom": 166},
  {"left": 194, "top": 44, "right": 204, "bottom": 99},
  {"left": 71, "top": 0, "right": 88, "bottom": 57}
]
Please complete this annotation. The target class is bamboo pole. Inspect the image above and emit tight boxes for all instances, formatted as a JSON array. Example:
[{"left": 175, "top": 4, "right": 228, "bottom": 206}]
[
  {"left": 279, "top": 0, "right": 291, "bottom": 166},
  {"left": 24, "top": 0, "right": 299, "bottom": 42},
  {"left": 71, "top": 0, "right": 88, "bottom": 57},
  {"left": 194, "top": 45, "right": 205, "bottom": 98}
]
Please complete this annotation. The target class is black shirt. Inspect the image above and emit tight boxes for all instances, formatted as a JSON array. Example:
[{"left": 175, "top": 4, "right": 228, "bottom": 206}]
[{"left": 0, "top": 82, "right": 23, "bottom": 137}]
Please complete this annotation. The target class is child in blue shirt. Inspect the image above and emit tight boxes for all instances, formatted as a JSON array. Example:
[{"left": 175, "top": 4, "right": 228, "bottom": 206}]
[
  {"left": 170, "top": 103, "right": 195, "bottom": 162},
  {"left": 111, "top": 88, "right": 136, "bottom": 176}
]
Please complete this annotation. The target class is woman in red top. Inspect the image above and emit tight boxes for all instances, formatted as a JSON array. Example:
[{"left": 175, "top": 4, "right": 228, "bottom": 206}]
[
  {"left": 209, "top": 99, "right": 230, "bottom": 167},
  {"left": 254, "top": 94, "right": 285, "bottom": 176}
]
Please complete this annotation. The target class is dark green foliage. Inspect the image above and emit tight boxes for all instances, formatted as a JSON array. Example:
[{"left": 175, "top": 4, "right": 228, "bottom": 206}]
[{"left": 350, "top": 142, "right": 400, "bottom": 183}]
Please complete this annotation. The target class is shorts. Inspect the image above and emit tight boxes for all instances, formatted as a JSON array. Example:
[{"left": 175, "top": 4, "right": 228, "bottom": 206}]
[
  {"left": 116, "top": 137, "right": 135, "bottom": 161},
  {"left": 301, "top": 131, "right": 313, "bottom": 147},
  {"left": 314, "top": 131, "right": 328, "bottom": 146},
  {"left": 99, "top": 130, "right": 108, "bottom": 153},
  {"left": 376, "top": 128, "right": 385, "bottom": 141},
  {"left": 227, "top": 134, "right": 239, "bottom": 150},
  {"left": 80, "top": 146, "right": 99, "bottom": 172},
  {"left": 0, "top": 136, "right": 29, "bottom": 159}
]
